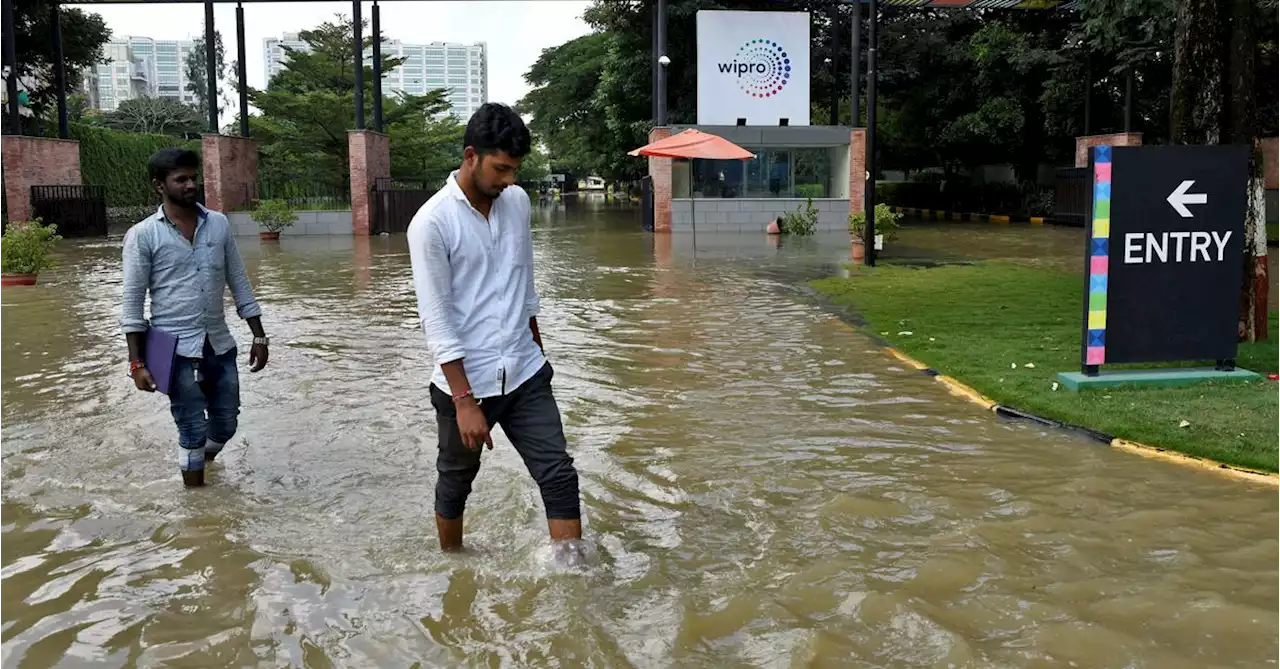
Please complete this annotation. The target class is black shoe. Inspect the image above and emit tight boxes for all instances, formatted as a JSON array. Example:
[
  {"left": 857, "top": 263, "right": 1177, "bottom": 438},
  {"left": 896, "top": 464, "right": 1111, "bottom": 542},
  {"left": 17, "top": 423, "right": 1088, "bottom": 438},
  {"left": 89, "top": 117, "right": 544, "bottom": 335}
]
[
  {"left": 204, "top": 450, "right": 218, "bottom": 462},
  {"left": 182, "top": 469, "right": 205, "bottom": 487}
]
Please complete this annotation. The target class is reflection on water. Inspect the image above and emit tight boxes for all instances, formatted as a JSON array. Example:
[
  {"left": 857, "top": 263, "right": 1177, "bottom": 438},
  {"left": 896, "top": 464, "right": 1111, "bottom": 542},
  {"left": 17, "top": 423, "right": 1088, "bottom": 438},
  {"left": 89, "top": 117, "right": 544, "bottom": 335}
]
[{"left": 3, "top": 203, "right": 1276, "bottom": 667}]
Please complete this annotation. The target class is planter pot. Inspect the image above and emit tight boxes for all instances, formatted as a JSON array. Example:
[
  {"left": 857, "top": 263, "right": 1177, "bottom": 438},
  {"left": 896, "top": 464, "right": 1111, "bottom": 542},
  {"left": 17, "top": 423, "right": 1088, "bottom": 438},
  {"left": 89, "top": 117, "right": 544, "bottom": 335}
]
[
  {"left": 2, "top": 273, "right": 37, "bottom": 286},
  {"left": 851, "top": 234, "right": 885, "bottom": 262},
  {"left": 260, "top": 231, "right": 281, "bottom": 241}
]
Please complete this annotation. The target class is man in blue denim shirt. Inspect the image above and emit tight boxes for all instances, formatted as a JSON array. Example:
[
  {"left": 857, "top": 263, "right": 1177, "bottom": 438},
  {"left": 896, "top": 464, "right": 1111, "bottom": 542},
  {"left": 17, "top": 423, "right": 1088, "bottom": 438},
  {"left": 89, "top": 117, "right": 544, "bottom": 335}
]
[{"left": 120, "top": 148, "right": 271, "bottom": 487}]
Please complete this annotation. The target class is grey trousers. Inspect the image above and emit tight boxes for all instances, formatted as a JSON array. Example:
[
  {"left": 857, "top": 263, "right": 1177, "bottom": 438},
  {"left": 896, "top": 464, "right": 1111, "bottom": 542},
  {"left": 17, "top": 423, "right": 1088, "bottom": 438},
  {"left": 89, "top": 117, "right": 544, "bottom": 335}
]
[{"left": 429, "top": 362, "right": 581, "bottom": 520}]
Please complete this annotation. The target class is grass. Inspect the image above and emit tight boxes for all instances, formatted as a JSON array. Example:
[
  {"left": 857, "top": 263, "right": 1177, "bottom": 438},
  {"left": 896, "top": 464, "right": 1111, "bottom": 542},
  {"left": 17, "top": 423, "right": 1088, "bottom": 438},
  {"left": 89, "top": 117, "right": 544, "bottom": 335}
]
[{"left": 812, "top": 262, "right": 1279, "bottom": 473}]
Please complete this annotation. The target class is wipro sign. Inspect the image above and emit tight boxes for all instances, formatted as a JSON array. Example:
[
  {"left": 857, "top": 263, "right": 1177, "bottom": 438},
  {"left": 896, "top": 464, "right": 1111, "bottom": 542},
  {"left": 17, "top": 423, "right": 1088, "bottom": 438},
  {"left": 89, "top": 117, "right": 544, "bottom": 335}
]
[
  {"left": 717, "top": 39, "right": 793, "bottom": 99},
  {"left": 697, "top": 11, "right": 810, "bottom": 125}
]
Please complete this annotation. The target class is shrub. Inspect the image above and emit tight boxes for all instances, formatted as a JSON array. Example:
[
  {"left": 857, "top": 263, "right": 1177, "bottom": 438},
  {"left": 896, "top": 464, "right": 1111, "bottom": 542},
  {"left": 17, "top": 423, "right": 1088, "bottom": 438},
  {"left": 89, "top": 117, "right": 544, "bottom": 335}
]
[
  {"left": 849, "top": 203, "right": 903, "bottom": 242},
  {"left": 779, "top": 197, "right": 818, "bottom": 236},
  {"left": 2, "top": 219, "right": 62, "bottom": 274},
  {"left": 250, "top": 199, "right": 297, "bottom": 232}
]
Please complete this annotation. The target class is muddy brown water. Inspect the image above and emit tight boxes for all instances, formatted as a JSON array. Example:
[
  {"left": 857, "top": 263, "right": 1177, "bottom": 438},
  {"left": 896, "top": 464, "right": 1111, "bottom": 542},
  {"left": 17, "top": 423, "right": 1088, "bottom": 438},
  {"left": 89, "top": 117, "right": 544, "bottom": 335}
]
[{"left": 3, "top": 203, "right": 1276, "bottom": 667}]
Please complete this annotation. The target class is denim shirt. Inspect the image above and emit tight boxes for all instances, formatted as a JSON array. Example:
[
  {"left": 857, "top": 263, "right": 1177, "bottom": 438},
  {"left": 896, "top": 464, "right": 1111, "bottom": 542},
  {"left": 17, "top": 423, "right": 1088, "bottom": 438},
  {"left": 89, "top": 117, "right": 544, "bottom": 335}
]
[{"left": 119, "top": 204, "right": 262, "bottom": 359}]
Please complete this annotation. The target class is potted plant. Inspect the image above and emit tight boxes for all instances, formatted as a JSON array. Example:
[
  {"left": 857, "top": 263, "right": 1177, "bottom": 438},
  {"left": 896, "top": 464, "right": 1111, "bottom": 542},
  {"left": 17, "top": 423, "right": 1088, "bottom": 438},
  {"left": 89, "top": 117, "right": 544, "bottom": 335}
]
[
  {"left": 1, "top": 219, "right": 61, "bottom": 286},
  {"left": 251, "top": 199, "right": 296, "bottom": 241},
  {"left": 848, "top": 203, "right": 902, "bottom": 262}
]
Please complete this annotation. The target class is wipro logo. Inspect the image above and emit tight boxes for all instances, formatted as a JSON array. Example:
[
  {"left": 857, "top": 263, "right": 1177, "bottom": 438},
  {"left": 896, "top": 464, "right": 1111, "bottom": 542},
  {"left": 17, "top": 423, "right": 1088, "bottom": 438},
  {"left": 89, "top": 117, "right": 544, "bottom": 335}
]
[{"left": 717, "top": 38, "right": 792, "bottom": 98}]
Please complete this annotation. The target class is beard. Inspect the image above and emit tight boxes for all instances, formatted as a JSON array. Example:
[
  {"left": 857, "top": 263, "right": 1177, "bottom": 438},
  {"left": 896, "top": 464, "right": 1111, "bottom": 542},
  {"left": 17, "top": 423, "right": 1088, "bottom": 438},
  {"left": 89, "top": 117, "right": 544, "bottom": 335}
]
[
  {"left": 468, "top": 168, "right": 504, "bottom": 199},
  {"left": 167, "top": 187, "right": 199, "bottom": 208}
]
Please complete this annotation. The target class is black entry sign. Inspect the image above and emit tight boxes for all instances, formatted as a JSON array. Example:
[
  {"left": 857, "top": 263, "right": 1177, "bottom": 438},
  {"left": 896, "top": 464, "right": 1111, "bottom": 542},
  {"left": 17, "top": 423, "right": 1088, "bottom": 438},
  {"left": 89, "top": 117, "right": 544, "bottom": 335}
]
[{"left": 1082, "top": 145, "right": 1250, "bottom": 368}]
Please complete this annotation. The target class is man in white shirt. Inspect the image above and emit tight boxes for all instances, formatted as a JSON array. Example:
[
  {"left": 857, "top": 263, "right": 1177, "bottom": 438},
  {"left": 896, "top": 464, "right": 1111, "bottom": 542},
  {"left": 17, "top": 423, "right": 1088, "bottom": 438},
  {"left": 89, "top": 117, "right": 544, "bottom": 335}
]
[{"left": 407, "top": 103, "right": 582, "bottom": 561}]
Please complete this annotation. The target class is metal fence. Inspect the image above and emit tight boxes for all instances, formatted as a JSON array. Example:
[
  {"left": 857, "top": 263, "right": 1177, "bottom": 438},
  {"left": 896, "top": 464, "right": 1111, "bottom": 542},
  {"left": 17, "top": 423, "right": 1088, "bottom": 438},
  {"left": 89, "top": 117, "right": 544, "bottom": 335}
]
[
  {"left": 1053, "top": 167, "right": 1090, "bottom": 227},
  {"left": 371, "top": 178, "right": 434, "bottom": 235},
  {"left": 30, "top": 185, "right": 109, "bottom": 238},
  {"left": 259, "top": 181, "right": 352, "bottom": 211}
]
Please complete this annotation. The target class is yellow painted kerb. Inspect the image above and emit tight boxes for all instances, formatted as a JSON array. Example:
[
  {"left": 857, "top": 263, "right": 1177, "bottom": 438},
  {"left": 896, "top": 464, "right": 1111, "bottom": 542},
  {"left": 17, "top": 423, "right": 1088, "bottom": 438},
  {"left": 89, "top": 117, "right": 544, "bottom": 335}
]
[
  {"left": 1111, "top": 439, "right": 1279, "bottom": 488},
  {"left": 877, "top": 342, "right": 1276, "bottom": 488}
]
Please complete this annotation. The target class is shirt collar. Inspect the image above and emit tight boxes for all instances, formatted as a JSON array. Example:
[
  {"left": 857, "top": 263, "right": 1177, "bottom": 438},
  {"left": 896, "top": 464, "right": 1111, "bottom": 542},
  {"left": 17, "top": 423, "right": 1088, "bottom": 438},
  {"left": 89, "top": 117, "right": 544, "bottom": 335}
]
[
  {"left": 445, "top": 171, "right": 470, "bottom": 203},
  {"left": 157, "top": 203, "right": 209, "bottom": 228}
]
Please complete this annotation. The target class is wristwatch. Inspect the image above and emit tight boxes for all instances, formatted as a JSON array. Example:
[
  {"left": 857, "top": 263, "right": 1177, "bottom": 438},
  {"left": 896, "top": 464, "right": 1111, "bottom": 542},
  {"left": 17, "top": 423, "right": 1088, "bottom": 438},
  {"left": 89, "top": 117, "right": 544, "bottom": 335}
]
[{"left": 253, "top": 336, "right": 270, "bottom": 346}]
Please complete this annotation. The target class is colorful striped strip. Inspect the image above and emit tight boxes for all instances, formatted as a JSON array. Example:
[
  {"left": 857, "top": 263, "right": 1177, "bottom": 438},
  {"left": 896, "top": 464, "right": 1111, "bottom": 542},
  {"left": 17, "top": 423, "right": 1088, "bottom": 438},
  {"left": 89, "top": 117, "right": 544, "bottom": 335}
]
[{"left": 1086, "top": 145, "right": 1112, "bottom": 366}]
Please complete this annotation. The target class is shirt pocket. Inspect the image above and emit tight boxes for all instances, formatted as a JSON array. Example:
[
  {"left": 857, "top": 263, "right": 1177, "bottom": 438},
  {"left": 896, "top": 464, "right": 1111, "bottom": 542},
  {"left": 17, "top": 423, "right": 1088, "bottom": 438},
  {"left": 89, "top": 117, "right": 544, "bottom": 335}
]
[{"left": 198, "top": 238, "right": 225, "bottom": 271}]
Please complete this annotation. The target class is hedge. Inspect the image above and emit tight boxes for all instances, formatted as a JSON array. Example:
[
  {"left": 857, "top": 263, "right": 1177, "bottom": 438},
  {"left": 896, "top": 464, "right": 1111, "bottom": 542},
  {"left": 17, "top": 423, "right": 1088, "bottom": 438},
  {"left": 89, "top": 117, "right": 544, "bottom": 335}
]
[{"left": 67, "top": 124, "right": 200, "bottom": 207}]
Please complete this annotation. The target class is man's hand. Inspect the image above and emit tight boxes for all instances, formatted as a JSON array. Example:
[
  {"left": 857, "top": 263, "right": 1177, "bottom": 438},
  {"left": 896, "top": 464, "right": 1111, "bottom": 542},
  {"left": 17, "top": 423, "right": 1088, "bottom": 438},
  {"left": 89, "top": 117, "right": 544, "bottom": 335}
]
[
  {"left": 131, "top": 366, "right": 157, "bottom": 392},
  {"left": 456, "top": 400, "right": 493, "bottom": 450},
  {"left": 249, "top": 343, "right": 269, "bottom": 372}
]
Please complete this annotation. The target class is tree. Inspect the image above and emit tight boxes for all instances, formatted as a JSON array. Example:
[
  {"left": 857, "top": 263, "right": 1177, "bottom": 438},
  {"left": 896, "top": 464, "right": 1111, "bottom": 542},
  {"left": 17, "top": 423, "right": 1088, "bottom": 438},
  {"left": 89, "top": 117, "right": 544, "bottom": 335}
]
[
  {"left": 1168, "top": 0, "right": 1277, "bottom": 342},
  {"left": 4, "top": 0, "right": 110, "bottom": 132},
  {"left": 249, "top": 15, "right": 461, "bottom": 190},
  {"left": 186, "top": 30, "right": 228, "bottom": 124},
  {"left": 98, "top": 96, "right": 204, "bottom": 136},
  {"left": 519, "top": 34, "right": 614, "bottom": 178}
]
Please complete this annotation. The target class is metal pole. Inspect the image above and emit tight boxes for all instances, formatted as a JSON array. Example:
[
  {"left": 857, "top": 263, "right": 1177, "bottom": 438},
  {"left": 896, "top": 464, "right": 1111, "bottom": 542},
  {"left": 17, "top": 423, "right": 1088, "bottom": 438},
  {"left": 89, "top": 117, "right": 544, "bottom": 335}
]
[
  {"left": 850, "top": 0, "right": 860, "bottom": 127},
  {"left": 829, "top": 8, "right": 839, "bottom": 126},
  {"left": 236, "top": 2, "right": 248, "bottom": 136},
  {"left": 656, "top": 0, "right": 667, "bottom": 126},
  {"left": 203, "top": 0, "right": 218, "bottom": 132},
  {"left": 3, "top": 0, "right": 20, "bottom": 134},
  {"left": 1123, "top": 67, "right": 1133, "bottom": 133},
  {"left": 353, "top": 0, "right": 364, "bottom": 129},
  {"left": 651, "top": 3, "right": 657, "bottom": 123},
  {"left": 52, "top": 3, "right": 68, "bottom": 138},
  {"left": 372, "top": 0, "right": 383, "bottom": 132},
  {"left": 863, "top": 0, "right": 878, "bottom": 266}
]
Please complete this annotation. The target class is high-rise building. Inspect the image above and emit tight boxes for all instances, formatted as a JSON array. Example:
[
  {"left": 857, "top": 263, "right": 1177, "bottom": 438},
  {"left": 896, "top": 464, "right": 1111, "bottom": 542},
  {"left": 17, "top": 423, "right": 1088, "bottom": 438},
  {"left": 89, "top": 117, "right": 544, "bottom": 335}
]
[
  {"left": 84, "top": 37, "right": 198, "bottom": 111},
  {"left": 263, "top": 34, "right": 488, "bottom": 119}
]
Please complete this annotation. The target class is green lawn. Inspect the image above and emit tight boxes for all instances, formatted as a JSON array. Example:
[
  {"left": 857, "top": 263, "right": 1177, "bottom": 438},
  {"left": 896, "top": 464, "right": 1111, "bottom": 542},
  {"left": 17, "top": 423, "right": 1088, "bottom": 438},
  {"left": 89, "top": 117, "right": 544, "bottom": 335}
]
[{"left": 812, "top": 263, "right": 1279, "bottom": 473}]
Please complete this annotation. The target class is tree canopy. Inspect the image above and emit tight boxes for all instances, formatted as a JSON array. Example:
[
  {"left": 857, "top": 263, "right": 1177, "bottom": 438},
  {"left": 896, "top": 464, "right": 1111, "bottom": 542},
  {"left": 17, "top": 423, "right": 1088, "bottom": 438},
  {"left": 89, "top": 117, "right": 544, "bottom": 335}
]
[
  {"left": 247, "top": 15, "right": 462, "bottom": 190},
  {"left": 4, "top": 0, "right": 110, "bottom": 133},
  {"left": 518, "top": 0, "right": 1277, "bottom": 184}
]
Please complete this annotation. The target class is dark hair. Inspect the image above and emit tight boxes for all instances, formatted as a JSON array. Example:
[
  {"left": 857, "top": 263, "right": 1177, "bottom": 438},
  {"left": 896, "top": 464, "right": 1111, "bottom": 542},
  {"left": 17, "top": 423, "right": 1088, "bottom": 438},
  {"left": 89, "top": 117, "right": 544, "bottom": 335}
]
[
  {"left": 463, "top": 103, "right": 531, "bottom": 158},
  {"left": 148, "top": 147, "right": 200, "bottom": 183}
]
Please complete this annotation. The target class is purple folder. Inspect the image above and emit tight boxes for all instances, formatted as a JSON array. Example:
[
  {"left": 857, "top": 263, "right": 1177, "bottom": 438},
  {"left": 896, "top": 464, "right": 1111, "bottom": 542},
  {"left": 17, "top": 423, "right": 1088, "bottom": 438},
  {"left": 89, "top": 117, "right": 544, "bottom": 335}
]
[{"left": 144, "top": 328, "right": 178, "bottom": 395}]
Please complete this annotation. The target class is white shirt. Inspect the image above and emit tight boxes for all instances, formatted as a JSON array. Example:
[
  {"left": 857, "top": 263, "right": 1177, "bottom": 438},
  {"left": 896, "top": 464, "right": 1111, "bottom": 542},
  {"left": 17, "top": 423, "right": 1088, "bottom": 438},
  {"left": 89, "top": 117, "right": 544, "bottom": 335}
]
[{"left": 407, "top": 171, "right": 545, "bottom": 399}]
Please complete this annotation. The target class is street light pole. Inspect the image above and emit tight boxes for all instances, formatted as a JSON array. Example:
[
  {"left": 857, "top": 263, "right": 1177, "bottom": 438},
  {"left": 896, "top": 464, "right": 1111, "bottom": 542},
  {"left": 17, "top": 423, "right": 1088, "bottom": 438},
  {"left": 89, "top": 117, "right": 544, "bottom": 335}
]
[{"left": 863, "top": 0, "right": 878, "bottom": 266}]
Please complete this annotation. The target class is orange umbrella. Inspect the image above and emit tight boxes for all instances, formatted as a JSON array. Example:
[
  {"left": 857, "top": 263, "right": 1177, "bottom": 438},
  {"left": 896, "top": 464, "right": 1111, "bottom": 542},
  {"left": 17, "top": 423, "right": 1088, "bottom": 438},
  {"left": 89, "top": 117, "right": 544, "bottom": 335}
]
[
  {"left": 630, "top": 129, "right": 755, "bottom": 233},
  {"left": 629, "top": 128, "right": 755, "bottom": 160}
]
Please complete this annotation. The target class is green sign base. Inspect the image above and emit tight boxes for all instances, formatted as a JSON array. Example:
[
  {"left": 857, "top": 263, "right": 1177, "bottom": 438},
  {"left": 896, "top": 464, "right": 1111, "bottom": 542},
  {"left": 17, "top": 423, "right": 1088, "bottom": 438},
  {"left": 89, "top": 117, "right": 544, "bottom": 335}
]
[{"left": 1057, "top": 367, "right": 1262, "bottom": 392}]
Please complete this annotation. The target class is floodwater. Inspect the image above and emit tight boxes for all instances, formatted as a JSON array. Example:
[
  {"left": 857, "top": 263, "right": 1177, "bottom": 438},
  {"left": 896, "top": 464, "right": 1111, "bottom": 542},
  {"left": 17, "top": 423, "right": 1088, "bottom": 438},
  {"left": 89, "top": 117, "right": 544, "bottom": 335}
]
[{"left": 3, "top": 201, "right": 1277, "bottom": 667}]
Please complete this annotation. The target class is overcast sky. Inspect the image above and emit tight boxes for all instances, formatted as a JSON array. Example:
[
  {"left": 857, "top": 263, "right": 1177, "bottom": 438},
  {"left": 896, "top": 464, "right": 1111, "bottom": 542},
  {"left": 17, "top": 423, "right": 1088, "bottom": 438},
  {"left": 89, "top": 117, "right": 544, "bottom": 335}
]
[{"left": 69, "top": 1, "right": 593, "bottom": 121}]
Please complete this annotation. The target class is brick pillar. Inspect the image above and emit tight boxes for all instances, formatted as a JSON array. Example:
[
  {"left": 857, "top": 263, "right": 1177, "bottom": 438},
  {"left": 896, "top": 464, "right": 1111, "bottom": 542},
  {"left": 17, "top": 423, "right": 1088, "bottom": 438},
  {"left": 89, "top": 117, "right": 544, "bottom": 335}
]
[
  {"left": 202, "top": 134, "right": 260, "bottom": 213},
  {"left": 648, "top": 126, "right": 673, "bottom": 233},
  {"left": 1, "top": 137, "right": 81, "bottom": 222},
  {"left": 1258, "top": 137, "right": 1277, "bottom": 190},
  {"left": 349, "top": 130, "right": 390, "bottom": 235},
  {"left": 849, "top": 128, "right": 866, "bottom": 219},
  {"left": 1075, "top": 133, "right": 1143, "bottom": 168}
]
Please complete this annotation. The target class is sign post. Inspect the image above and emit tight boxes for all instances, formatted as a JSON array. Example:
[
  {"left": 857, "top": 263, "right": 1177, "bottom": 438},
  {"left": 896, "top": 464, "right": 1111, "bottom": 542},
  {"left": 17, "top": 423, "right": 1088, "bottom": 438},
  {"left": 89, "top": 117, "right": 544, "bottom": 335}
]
[{"left": 1057, "top": 144, "right": 1262, "bottom": 391}]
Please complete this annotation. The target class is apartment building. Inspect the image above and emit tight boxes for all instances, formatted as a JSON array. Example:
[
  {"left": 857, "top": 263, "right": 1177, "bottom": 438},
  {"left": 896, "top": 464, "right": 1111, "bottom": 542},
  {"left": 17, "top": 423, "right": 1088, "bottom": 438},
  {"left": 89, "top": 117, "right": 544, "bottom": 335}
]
[
  {"left": 264, "top": 34, "right": 487, "bottom": 119},
  {"left": 85, "top": 37, "right": 198, "bottom": 111}
]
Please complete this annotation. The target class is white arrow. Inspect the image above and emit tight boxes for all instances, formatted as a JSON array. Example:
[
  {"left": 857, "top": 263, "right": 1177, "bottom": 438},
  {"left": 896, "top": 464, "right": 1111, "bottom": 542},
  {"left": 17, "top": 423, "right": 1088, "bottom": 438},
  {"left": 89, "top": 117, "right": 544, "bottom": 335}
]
[{"left": 1167, "top": 180, "right": 1207, "bottom": 218}]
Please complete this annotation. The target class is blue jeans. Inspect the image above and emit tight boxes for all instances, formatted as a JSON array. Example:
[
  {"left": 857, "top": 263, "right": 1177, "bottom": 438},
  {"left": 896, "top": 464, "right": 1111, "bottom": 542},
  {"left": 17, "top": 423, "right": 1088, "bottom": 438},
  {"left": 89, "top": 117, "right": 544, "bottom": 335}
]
[{"left": 169, "top": 339, "right": 240, "bottom": 471}]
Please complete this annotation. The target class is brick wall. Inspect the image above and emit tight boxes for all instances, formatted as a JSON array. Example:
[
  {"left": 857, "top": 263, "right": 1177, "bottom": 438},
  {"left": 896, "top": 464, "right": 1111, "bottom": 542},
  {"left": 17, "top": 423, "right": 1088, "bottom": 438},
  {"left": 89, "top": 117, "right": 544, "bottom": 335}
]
[
  {"left": 1075, "top": 133, "right": 1143, "bottom": 168},
  {"left": 849, "top": 128, "right": 866, "bottom": 219},
  {"left": 1258, "top": 137, "right": 1277, "bottom": 190},
  {"left": 648, "top": 127, "right": 673, "bottom": 233},
  {"left": 202, "top": 134, "right": 259, "bottom": 213},
  {"left": 348, "top": 130, "right": 390, "bottom": 235},
  {"left": 2, "top": 137, "right": 81, "bottom": 222}
]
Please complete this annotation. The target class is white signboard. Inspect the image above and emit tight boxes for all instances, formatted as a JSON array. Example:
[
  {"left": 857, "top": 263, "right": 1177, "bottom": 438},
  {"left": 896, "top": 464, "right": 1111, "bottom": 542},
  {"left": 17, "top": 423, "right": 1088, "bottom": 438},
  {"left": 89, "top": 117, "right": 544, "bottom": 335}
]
[{"left": 696, "top": 10, "right": 811, "bottom": 126}]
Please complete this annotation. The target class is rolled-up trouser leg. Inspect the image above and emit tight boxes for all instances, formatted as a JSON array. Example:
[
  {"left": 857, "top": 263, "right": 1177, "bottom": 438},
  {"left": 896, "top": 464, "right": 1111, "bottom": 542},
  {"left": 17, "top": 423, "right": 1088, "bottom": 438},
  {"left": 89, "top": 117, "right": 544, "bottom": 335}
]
[
  {"left": 429, "top": 384, "right": 490, "bottom": 520},
  {"left": 500, "top": 363, "right": 581, "bottom": 520}
]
